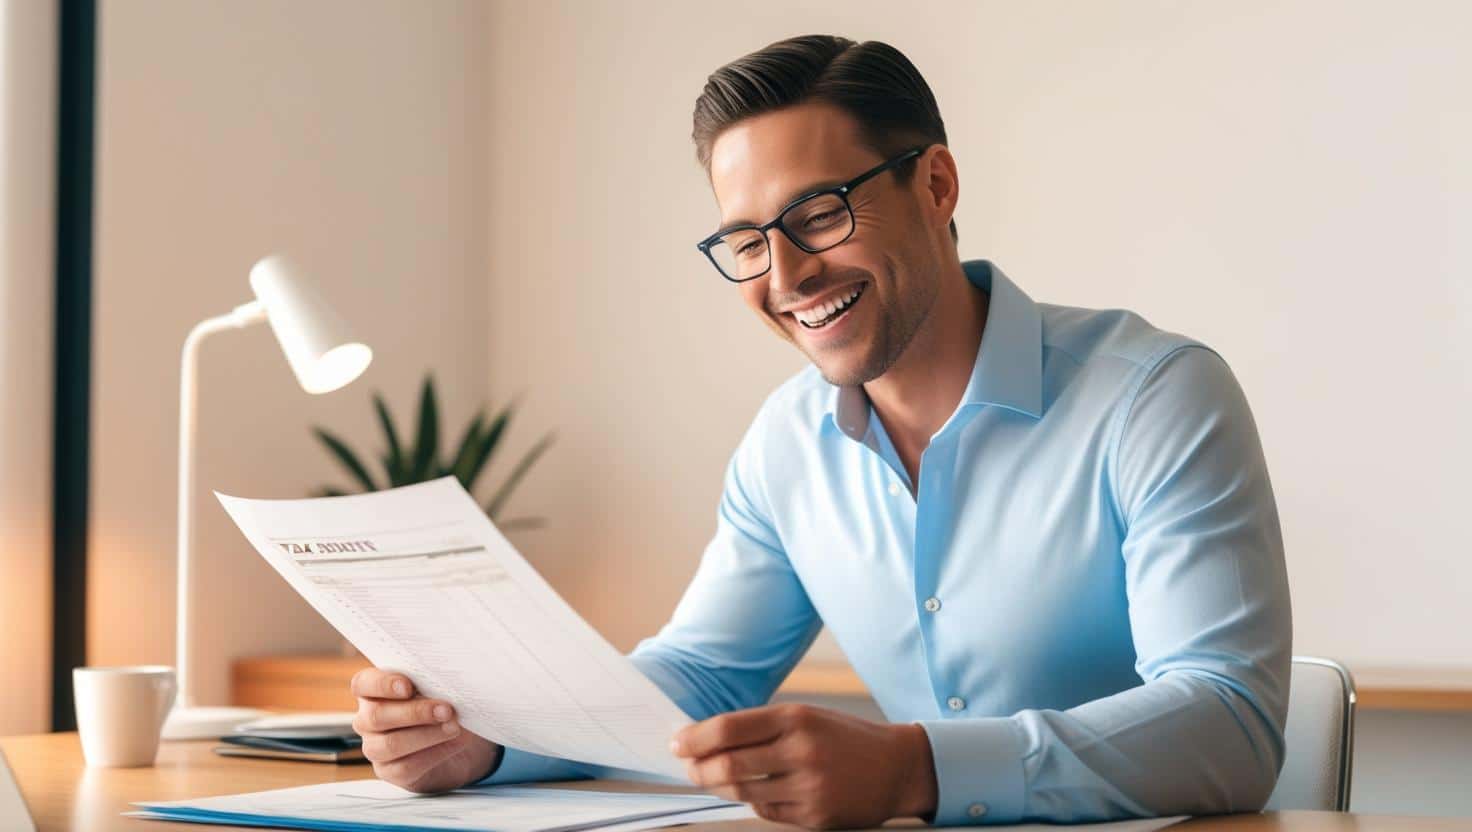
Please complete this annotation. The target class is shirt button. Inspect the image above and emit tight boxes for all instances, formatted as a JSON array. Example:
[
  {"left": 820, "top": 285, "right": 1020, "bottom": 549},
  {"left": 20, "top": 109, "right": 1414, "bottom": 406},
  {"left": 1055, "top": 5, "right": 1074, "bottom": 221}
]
[
  {"left": 923, "top": 597, "right": 941, "bottom": 613},
  {"left": 967, "top": 802, "right": 988, "bottom": 818},
  {"left": 947, "top": 696, "right": 966, "bottom": 711},
  {"left": 887, "top": 482, "right": 902, "bottom": 497}
]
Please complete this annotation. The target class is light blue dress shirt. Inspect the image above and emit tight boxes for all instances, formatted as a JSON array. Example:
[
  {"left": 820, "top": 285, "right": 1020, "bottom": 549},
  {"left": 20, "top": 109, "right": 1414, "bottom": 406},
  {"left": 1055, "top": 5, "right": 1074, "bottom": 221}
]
[{"left": 482, "top": 260, "right": 1292, "bottom": 825}]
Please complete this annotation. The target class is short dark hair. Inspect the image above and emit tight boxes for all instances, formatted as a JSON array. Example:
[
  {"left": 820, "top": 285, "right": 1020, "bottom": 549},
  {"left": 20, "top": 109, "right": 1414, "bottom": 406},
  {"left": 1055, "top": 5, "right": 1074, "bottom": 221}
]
[{"left": 692, "top": 34, "right": 957, "bottom": 243}]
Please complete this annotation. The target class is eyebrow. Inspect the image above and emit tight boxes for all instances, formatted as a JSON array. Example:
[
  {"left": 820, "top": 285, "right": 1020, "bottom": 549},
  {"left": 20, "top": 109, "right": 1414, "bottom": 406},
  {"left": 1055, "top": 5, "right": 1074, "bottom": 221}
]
[{"left": 715, "top": 176, "right": 847, "bottom": 236}]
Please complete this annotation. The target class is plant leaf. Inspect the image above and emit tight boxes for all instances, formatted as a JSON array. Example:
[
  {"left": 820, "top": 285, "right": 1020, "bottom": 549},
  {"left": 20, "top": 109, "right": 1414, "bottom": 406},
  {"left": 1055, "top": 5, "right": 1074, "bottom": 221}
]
[
  {"left": 447, "top": 409, "right": 486, "bottom": 488},
  {"left": 312, "top": 426, "right": 379, "bottom": 493},
  {"left": 464, "top": 399, "right": 516, "bottom": 495},
  {"left": 485, "top": 432, "right": 554, "bottom": 519},
  {"left": 380, "top": 451, "right": 403, "bottom": 488},
  {"left": 410, "top": 374, "right": 440, "bottom": 482},
  {"left": 373, "top": 391, "right": 407, "bottom": 486},
  {"left": 494, "top": 516, "right": 546, "bottom": 532}
]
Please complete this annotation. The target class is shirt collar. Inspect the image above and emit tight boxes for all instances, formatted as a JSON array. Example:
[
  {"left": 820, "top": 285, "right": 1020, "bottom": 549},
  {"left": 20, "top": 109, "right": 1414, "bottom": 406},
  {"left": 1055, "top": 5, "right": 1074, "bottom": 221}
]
[{"left": 825, "top": 259, "right": 1044, "bottom": 440}]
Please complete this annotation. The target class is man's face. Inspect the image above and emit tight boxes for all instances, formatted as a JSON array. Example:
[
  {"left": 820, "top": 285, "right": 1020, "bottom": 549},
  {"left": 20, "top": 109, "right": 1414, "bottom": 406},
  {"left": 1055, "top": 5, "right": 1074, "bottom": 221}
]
[{"left": 707, "top": 103, "right": 943, "bottom": 387}]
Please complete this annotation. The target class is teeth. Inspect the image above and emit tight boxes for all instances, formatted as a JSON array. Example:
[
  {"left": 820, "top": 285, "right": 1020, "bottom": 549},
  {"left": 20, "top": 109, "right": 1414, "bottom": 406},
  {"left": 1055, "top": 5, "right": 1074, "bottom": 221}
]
[{"left": 795, "top": 285, "right": 864, "bottom": 328}]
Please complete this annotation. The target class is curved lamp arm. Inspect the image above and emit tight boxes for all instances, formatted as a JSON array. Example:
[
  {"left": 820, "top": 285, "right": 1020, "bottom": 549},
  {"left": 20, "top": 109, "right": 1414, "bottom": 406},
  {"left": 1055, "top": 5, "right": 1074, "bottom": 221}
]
[
  {"left": 174, "top": 300, "right": 266, "bottom": 710},
  {"left": 164, "top": 255, "right": 371, "bottom": 740}
]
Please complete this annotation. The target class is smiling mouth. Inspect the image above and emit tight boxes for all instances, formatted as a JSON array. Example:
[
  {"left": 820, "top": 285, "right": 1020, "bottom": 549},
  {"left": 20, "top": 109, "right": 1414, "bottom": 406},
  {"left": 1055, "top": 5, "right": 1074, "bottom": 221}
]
[{"left": 793, "top": 284, "right": 866, "bottom": 330}]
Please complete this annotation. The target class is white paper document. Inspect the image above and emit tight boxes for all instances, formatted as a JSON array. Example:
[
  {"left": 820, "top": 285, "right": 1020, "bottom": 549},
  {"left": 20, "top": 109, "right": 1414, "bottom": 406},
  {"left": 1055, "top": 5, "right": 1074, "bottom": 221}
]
[
  {"left": 129, "top": 780, "right": 755, "bottom": 832},
  {"left": 992, "top": 819, "right": 1186, "bottom": 832},
  {"left": 215, "top": 477, "right": 692, "bottom": 779}
]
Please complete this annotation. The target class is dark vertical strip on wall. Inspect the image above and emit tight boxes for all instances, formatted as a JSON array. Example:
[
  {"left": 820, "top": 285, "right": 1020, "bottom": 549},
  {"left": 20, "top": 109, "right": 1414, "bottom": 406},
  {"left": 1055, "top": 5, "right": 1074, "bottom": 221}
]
[{"left": 51, "top": 0, "right": 96, "bottom": 732}]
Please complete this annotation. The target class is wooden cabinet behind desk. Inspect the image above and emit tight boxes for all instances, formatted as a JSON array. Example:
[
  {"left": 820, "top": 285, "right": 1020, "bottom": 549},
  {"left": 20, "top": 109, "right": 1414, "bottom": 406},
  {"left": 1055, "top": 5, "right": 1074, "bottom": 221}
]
[
  {"left": 236, "top": 655, "right": 1472, "bottom": 715},
  {"left": 231, "top": 655, "right": 874, "bottom": 711},
  {"left": 232, "top": 655, "right": 371, "bottom": 711}
]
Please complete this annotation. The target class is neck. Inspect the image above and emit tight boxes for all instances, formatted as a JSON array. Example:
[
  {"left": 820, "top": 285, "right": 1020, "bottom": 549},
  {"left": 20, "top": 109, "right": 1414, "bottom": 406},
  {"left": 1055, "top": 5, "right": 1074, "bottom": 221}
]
[{"left": 865, "top": 260, "right": 988, "bottom": 453}]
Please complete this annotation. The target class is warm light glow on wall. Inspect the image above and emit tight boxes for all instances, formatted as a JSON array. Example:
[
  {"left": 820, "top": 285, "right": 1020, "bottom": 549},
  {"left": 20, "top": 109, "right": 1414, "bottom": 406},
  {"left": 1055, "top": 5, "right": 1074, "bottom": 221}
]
[{"left": 0, "top": 538, "right": 53, "bottom": 735}]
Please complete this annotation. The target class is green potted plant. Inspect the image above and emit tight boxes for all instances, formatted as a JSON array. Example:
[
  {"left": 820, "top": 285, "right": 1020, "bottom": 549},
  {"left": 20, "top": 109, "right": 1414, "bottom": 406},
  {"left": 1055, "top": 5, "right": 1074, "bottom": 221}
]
[{"left": 311, "top": 373, "right": 553, "bottom": 531}]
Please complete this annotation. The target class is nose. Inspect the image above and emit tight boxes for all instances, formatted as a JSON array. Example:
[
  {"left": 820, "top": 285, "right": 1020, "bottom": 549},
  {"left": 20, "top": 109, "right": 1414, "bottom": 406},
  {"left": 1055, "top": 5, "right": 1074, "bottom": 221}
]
[{"left": 766, "top": 228, "right": 822, "bottom": 296}]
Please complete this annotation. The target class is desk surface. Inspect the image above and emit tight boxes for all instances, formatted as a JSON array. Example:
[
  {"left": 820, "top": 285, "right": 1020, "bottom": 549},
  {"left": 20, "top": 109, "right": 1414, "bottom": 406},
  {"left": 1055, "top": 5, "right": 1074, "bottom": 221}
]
[{"left": 2, "top": 732, "right": 1467, "bottom": 831}]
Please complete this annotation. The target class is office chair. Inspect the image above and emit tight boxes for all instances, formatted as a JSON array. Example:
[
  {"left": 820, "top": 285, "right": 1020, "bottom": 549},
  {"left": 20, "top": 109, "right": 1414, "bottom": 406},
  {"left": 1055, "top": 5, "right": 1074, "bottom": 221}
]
[{"left": 1263, "top": 656, "right": 1357, "bottom": 812}]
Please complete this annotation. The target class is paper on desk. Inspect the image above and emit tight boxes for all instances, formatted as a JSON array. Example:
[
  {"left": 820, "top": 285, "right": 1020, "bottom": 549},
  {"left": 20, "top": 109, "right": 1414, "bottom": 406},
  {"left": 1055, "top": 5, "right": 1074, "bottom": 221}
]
[
  {"left": 988, "top": 819, "right": 1186, "bottom": 831},
  {"left": 215, "top": 477, "right": 692, "bottom": 779},
  {"left": 129, "top": 780, "right": 754, "bottom": 832},
  {"left": 234, "top": 712, "right": 358, "bottom": 739}
]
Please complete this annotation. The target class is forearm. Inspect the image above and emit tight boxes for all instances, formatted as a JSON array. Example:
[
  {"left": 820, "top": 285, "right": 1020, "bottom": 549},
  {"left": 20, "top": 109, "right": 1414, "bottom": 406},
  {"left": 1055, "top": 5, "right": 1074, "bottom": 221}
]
[
  {"left": 919, "top": 670, "right": 1284, "bottom": 824},
  {"left": 475, "top": 745, "right": 593, "bottom": 785}
]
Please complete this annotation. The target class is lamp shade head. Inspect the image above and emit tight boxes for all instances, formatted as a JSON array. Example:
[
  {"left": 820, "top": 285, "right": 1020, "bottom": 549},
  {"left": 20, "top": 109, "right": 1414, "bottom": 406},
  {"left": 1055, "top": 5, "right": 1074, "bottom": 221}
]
[{"left": 247, "top": 255, "right": 373, "bottom": 394}]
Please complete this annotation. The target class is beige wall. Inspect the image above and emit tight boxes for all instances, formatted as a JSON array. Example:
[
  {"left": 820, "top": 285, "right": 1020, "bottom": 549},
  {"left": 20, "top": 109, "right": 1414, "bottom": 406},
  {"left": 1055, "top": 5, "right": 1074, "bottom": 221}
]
[
  {"left": 479, "top": 0, "right": 815, "bottom": 655},
  {"left": 0, "top": 0, "right": 57, "bottom": 735},
  {"left": 90, "top": 0, "right": 490, "bottom": 705},
  {"left": 481, "top": 0, "right": 1472, "bottom": 669},
  {"left": 82, "top": 0, "right": 1471, "bottom": 712}
]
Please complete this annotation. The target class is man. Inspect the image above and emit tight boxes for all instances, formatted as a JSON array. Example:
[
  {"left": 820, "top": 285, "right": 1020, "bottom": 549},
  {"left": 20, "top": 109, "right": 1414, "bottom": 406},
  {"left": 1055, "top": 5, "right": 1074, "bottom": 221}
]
[{"left": 350, "top": 35, "right": 1291, "bottom": 828}]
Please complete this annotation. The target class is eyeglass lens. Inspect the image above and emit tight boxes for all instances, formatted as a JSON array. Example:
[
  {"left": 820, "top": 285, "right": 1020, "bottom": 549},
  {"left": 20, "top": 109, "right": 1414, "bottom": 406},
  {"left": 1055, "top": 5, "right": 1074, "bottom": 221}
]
[{"left": 707, "top": 193, "right": 852, "bottom": 281}]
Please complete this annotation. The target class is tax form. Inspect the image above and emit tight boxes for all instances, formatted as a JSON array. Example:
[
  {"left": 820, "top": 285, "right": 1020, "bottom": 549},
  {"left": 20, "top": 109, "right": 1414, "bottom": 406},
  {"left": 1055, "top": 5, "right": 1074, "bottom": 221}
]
[
  {"left": 215, "top": 477, "right": 691, "bottom": 779},
  {"left": 130, "top": 781, "right": 755, "bottom": 832}
]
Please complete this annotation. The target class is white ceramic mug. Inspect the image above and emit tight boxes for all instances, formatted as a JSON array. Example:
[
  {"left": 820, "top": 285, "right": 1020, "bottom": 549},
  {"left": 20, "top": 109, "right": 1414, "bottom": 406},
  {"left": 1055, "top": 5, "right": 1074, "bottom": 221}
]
[{"left": 72, "top": 666, "right": 177, "bottom": 767}]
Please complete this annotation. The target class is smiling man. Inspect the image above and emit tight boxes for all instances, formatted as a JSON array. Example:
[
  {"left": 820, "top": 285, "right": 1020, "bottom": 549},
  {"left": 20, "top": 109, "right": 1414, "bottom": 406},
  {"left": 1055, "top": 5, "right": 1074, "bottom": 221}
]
[{"left": 349, "top": 35, "right": 1292, "bottom": 828}]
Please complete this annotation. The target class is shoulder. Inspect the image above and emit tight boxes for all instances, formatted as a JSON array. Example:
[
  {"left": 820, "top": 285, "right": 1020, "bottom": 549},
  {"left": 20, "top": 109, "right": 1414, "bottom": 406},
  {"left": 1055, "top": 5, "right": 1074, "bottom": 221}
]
[
  {"left": 1032, "top": 299, "right": 1245, "bottom": 457},
  {"left": 723, "top": 363, "right": 828, "bottom": 474},
  {"left": 1036, "top": 301, "right": 1212, "bottom": 383},
  {"left": 742, "top": 363, "right": 833, "bottom": 444},
  {"left": 1029, "top": 304, "right": 1265, "bottom": 526},
  {"left": 719, "top": 364, "right": 828, "bottom": 518}
]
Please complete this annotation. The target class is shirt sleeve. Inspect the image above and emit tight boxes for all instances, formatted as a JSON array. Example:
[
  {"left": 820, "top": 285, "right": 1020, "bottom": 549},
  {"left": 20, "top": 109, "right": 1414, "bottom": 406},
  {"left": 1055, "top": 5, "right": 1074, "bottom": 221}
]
[
  {"left": 478, "top": 403, "right": 822, "bottom": 786},
  {"left": 919, "top": 344, "right": 1293, "bottom": 825}
]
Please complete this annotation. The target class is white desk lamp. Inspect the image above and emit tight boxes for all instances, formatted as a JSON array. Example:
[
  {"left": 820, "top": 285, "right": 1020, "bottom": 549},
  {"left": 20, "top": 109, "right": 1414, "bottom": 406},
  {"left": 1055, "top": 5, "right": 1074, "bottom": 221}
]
[{"left": 161, "top": 255, "right": 373, "bottom": 740}]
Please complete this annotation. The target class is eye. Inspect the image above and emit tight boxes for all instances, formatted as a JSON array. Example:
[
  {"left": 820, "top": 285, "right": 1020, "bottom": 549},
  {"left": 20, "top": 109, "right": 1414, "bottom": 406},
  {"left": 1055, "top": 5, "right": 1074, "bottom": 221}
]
[
  {"left": 802, "top": 210, "right": 841, "bottom": 229},
  {"left": 735, "top": 239, "right": 766, "bottom": 259}
]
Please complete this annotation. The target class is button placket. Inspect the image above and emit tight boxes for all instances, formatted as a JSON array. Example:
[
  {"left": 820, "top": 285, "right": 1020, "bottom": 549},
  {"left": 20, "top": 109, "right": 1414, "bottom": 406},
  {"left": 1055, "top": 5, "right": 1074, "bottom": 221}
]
[{"left": 913, "top": 436, "right": 957, "bottom": 724}]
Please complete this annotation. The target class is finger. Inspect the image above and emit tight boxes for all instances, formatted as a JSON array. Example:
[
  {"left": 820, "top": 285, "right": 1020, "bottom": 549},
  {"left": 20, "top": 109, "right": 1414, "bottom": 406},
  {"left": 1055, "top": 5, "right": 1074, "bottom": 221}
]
[
  {"left": 355, "top": 697, "right": 456, "bottom": 733},
  {"left": 362, "top": 720, "right": 462, "bottom": 763},
  {"left": 750, "top": 801, "right": 805, "bottom": 827},
  {"left": 377, "top": 732, "right": 477, "bottom": 793},
  {"left": 351, "top": 667, "right": 416, "bottom": 699},
  {"left": 685, "top": 742, "right": 794, "bottom": 788},
  {"left": 707, "top": 772, "right": 797, "bottom": 805},
  {"left": 672, "top": 705, "right": 788, "bottom": 759}
]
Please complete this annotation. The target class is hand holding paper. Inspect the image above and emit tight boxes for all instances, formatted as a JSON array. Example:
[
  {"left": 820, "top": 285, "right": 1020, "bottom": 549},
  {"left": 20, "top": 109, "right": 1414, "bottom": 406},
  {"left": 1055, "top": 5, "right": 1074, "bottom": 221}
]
[
  {"left": 347, "top": 667, "right": 501, "bottom": 791},
  {"left": 215, "top": 476, "right": 692, "bottom": 782}
]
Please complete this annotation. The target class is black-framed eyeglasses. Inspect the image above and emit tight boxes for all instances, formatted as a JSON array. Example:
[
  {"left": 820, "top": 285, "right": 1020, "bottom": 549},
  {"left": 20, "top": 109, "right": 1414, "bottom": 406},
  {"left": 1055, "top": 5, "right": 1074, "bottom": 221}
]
[{"left": 696, "top": 147, "right": 926, "bottom": 283}]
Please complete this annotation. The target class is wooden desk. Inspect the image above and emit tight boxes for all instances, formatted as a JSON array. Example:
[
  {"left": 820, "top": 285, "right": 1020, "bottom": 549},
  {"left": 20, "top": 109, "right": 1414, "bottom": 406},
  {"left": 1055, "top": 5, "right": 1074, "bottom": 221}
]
[{"left": 1, "top": 731, "right": 1465, "bottom": 831}]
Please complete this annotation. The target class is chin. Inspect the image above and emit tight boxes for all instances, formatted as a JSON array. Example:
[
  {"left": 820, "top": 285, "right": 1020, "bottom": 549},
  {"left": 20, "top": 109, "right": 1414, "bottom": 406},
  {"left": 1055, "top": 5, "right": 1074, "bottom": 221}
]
[{"left": 811, "top": 353, "right": 880, "bottom": 388}]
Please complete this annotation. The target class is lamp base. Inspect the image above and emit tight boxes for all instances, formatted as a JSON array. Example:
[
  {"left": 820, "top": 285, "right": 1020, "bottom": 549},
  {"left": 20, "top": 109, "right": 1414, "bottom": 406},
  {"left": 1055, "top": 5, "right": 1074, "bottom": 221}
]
[{"left": 161, "top": 705, "right": 269, "bottom": 740}]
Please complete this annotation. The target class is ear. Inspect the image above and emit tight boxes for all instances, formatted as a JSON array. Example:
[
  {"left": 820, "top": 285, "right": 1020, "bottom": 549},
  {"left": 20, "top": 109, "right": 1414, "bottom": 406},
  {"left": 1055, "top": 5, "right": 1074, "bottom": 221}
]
[{"left": 916, "top": 145, "right": 959, "bottom": 236}]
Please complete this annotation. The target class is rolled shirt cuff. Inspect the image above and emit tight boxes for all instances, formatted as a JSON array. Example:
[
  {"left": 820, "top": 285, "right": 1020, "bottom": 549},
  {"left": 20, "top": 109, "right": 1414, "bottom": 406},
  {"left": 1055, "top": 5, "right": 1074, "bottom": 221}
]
[
  {"left": 476, "top": 746, "right": 591, "bottom": 785},
  {"left": 477, "top": 745, "right": 688, "bottom": 787},
  {"left": 918, "top": 716, "right": 1027, "bottom": 825}
]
